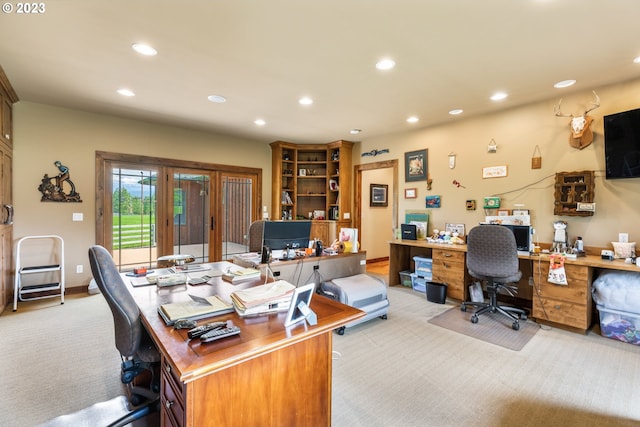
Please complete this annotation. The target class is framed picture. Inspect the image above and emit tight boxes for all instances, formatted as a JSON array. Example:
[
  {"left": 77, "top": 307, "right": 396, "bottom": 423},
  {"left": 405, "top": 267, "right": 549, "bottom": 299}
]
[
  {"left": 498, "top": 209, "right": 510, "bottom": 216},
  {"left": 370, "top": 184, "right": 388, "bottom": 207},
  {"left": 404, "top": 188, "right": 417, "bottom": 199},
  {"left": 298, "top": 168, "right": 306, "bottom": 176},
  {"left": 404, "top": 149, "right": 428, "bottom": 182},
  {"left": 512, "top": 209, "right": 529, "bottom": 216},
  {"left": 425, "top": 195, "right": 441, "bottom": 208},
  {"left": 446, "top": 223, "right": 465, "bottom": 236},
  {"left": 284, "top": 283, "right": 316, "bottom": 327},
  {"left": 482, "top": 165, "right": 508, "bottom": 178}
]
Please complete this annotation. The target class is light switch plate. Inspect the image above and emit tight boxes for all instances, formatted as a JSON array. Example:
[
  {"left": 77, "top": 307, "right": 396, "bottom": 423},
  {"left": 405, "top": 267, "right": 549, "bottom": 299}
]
[{"left": 72, "top": 212, "right": 83, "bottom": 221}]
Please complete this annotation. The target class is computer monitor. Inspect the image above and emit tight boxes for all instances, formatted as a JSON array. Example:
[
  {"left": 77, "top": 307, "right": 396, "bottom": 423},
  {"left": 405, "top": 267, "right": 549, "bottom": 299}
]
[
  {"left": 262, "top": 220, "right": 312, "bottom": 251},
  {"left": 480, "top": 223, "right": 531, "bottom": 253},
  {"left": 500, "top": 224, "right": 532, "bottom": 253}
]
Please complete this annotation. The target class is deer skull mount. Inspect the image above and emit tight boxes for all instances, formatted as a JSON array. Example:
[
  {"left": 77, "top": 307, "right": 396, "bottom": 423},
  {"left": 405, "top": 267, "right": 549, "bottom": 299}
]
[{"left": 554, "top": 91, "right": 600, "bottom": 150}]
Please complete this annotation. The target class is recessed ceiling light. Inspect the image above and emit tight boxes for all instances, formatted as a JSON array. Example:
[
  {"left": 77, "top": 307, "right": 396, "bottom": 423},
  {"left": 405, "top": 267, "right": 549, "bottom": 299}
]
[
  {"left": 490, "top": 92, "right": 508, "bottom": 101},
  {"left": 131, "top": 43, "right": 157, "bottom": 56},
  {"left": 633, "top": 56, "right": 640, "bottom": 64},
  {"left": 254, "top": 119, "right": 266, "bottom": 126},
  {"left": 207, "top": 95, "right": 227, "bottom": 103},
  {"left": 298, "top": 96, "right": 313, "bottom": 105},
  {"left": 376, "top": 58, "right": 396, "bottom": 71},
  {"left": 117, "top": 88, "right": 135, "bottom": 97},
  {"left": 554, "top": 79, "right": 576, "bottom": 88},
  {"left": 350, "top": 129, "right": 361, "bottom": 135},
  {"left": 406, "top": 116, "right": 419, "bottom": 123},
  {"left": 448, "top": 109, "right": 464, "bottom": 115}
]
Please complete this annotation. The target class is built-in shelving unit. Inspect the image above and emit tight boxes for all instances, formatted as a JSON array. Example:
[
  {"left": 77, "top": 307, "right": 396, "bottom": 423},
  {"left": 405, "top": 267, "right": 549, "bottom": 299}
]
[{"left": 270, "top": 140, "right": 353, "bottom": 244}]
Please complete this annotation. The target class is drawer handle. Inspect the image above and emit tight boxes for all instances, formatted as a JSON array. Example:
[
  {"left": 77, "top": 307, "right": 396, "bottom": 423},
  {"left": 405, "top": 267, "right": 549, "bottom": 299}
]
[
  {"left": 554, "top": 305, "right": 561, "bottom": 310},
  {"left": 443, "top": 253, "right": 452, "bottom": 257},
  {"left": 165, "top": 400, "right": 174, "bottom": 409}
]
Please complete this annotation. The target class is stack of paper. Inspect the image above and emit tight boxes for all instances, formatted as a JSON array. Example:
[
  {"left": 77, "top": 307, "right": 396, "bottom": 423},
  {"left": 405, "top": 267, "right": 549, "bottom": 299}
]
[
  {"left": 222, "top": 267, "right": 261, "bottom": 283},
  {"left": 158, "top": 294, "right": 233, "bottom": 325},
  {"left": 230, "top": 280, "right": 295, "bottom": 316}
]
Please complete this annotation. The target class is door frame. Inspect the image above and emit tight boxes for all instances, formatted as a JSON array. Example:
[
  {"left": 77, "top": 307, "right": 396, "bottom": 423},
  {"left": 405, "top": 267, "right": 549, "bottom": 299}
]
[{"left": 353, "top": 159, "right": 399, "bottom": 242}]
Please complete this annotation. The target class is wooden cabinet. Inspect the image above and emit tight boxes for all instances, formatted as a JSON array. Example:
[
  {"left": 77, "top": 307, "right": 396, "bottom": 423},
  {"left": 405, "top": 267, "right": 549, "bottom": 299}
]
[
  {"left": 0, "top": 66, "right": 16, "bottom": 312},
  {"left": 431, "top": 248, "right": 468, "bottom": 301},
  {"left": 270, "top": 140, "right": 353, "bottom": 226},
  {"left": 554, "top": 171, "right": 594, "bottom": 216},
  {"left": 532, "top": 261, "right": 592, "bottom": 331},
  {"left": 161, "top": 358, "right": 186, "bottom": 426}
]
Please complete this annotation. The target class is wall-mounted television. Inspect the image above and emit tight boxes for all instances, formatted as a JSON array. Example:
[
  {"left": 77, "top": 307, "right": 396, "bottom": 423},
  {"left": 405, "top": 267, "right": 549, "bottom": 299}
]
[{"left": 604, "top": 107, "right": 640, "bottom": 179}]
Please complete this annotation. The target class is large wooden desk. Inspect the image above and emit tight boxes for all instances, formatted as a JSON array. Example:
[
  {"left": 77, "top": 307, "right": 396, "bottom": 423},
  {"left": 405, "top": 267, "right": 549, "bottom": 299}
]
[
  {"left": 389, "top": 239, "right": 640, "bottom": 333},
  {"left": 124, "top": 262, "right": 364, "bottom": 427},
  {"left": 232, "top": 251, "right": 367, "bottom": 285}
]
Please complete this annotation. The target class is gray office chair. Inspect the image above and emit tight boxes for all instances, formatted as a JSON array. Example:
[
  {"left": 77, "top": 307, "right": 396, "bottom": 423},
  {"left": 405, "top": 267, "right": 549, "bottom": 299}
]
[
  {"left": 88, "top": 245, "right": 160, "bottom": 426},
  {"left": 460, "top": 225, "right": 528, "bottom": 330},
  {"left": 248, "top": 220, "right": 265, "bottom": 252}
]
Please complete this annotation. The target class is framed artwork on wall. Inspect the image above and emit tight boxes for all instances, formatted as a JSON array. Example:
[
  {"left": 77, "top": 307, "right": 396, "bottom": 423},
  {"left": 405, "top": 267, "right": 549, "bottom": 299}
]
[
  {"left": 404, "top": 188, "right": 417, "bottom": 199},
  {"left": 370, "top": 184, "right": 388, "bottom": 207},
  {"left": 404, "top": 149, "right": 428, "bottom": 182}
]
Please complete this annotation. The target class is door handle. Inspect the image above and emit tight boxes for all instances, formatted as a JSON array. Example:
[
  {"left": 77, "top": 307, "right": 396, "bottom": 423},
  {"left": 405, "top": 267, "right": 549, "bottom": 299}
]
[{"left": 2, "top": 204, "right": 13, "bottom": 225}]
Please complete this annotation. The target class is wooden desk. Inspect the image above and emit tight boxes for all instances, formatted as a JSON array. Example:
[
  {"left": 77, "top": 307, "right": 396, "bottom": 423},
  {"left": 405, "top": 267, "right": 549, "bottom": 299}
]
[
  {"left": 124, "top": 261, "right": 364, "bottom": 427},
  {"left": 232, "top": 251, "right": 367, "bottom": 285},
  {"left": 389, "top": 239, "right": 640, "bottom": 333}
]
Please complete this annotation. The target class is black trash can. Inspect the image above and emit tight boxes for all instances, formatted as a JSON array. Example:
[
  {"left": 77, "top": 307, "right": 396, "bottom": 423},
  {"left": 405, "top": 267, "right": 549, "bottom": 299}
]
[{"left": 426, "top": 282, "right": 448, "bottom": 304}]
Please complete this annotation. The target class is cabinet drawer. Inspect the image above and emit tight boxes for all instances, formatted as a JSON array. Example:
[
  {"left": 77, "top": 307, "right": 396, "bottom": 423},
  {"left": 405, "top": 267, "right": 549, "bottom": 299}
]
[
  {"left": 432, "top": 249, "right": 465, "bottom": 263},
  {"left": 161, "top": 371, "right": 185, "bottom": 427},
  {"left": 533, "top": 263, "right": 590, "bottom": 304},
  {"left": 533, "top": 296, "right": 590, "bottom": 330},
  {"left": 432, "top": 265, "right": 465, "bottom": 300}
]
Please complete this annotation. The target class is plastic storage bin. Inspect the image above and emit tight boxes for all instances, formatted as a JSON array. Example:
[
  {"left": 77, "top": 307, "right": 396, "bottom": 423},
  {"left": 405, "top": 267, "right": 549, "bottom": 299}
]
[
  {"left": 411, "top": 273, "right": 426, "bottom": 293},
  {"left": 426, "top": 282, "right": 448, "bottom": 304},
  {"left": 413, "top": 256, "right": 433, "bottom": 280},
  {"left": 597, "top": 304, "right": 640, "bottom": 345},
  {"left": 399, "top": 270, "right": 413, "bottom": 287}
]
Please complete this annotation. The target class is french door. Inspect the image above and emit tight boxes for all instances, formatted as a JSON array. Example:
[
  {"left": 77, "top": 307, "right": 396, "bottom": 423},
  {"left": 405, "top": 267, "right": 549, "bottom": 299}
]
[{"left": 96, "top": 151, "right": 261, "bottom": 270}]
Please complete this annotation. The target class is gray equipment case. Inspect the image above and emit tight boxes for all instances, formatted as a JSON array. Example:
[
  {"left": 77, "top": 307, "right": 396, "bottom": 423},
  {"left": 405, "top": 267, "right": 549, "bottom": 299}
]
[{"left": 320, "top": 273, "right": 389, "bottom": 334}]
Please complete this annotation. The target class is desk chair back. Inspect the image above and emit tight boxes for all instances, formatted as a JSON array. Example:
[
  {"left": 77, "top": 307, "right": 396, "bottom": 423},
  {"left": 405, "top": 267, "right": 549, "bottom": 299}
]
[
  {"left": 88, "top": 245, "right": 157, "bottom": 362},
  {"left": 466, "top": 225, "right": 521, "bottom": 283},
  {"left": 249, "top": 220, "right": 265, "bottom": 252}
]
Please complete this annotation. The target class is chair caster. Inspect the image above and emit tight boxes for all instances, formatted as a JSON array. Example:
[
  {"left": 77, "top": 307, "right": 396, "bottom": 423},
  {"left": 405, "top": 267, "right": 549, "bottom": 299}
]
[
  {"left": 336, "top": 326, "right": 345, "bottom": 335},
  {"left": 470, "top": 315, "right": 478, "bottom": 324},
  {"left": 380, "top": 314, "right": 387, "bottom": 320},
  {"left": 512, "top": 322, "right": 520, "bottom": 331},
  {"left": 461, "top": 305, "right": 467, "bottom": 312}
]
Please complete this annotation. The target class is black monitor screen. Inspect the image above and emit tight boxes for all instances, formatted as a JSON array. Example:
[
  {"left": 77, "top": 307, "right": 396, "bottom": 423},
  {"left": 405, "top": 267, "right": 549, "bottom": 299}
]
[
  {"left": 262, "top": 220, "right": 312, "bottom": 251},
  {"left": 500, "top": 224, "right": 531, "bottom": 253}
]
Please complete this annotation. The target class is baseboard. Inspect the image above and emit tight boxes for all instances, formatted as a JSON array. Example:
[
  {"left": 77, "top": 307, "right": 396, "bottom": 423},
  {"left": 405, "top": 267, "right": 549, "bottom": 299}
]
[{"left": 367, "top": 256, "right": 389, "bottom": 264}]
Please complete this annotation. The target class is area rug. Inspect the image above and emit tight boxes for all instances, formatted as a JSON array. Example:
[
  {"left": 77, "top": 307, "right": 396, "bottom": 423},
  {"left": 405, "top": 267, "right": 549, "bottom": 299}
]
[{"left": 428, "top": 306, "right": 539, "bottom": 351}]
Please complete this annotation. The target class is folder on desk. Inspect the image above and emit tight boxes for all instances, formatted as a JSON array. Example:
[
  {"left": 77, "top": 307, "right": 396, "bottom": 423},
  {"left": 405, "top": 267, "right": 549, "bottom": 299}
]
[{"left": 158, "top": 295, "right": 233, "bottom": 325}]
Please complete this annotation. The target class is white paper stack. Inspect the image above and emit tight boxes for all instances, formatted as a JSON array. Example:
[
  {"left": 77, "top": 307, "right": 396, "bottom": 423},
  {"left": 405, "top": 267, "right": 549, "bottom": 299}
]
[{"left": 230, "top": 280, "right": 295, "bottom": 316}]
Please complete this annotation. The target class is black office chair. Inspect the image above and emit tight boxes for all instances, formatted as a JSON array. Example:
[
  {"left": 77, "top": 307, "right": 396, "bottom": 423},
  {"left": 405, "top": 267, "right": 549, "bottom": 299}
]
[
  {"left": 248, "top": 220, "right": 265, "bottom": 252},
  {"left": 460, "top": 225, "right": 528, "bottom": 330},
  {"left": 88, "top": 245, "right": 161, "bottom": 426}
]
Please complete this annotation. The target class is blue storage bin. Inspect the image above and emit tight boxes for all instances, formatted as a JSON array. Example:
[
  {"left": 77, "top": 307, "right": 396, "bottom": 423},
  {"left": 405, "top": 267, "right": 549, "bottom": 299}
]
[
  {"left": 411, "top": 273, "right": 427, "bottom": 293},
  {"left": 413, "top": 256, "right": 432, "bottom": 280}
]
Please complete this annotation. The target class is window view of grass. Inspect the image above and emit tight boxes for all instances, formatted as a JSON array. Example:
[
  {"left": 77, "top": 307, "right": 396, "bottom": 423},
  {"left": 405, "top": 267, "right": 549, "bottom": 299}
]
[{"left": 113, "top": 186, "right": 156, "bottom": 250}]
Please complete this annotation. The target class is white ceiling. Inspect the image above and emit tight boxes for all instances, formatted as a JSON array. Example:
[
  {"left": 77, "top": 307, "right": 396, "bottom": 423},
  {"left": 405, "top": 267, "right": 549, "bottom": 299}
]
[{"left": 1, "top": 1, "right": 639, "bottom": 144}]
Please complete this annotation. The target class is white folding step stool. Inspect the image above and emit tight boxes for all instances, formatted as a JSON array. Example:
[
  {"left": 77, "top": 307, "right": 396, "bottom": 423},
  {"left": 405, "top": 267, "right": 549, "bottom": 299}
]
[{"left": 13, "top": 235, "right": 65, "bottom": 311}]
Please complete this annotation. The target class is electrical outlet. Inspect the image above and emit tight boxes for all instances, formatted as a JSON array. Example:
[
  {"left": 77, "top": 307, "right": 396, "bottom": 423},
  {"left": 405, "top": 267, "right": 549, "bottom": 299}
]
[{"left": 76, "top": 265, "right": 83, "bottom": 274}]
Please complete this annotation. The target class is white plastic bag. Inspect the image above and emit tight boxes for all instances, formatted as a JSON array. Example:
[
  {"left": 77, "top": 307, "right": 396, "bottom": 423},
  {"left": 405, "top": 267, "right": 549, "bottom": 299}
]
[{"left": 547, "top": 254, "right": 568, "bottom": 286}]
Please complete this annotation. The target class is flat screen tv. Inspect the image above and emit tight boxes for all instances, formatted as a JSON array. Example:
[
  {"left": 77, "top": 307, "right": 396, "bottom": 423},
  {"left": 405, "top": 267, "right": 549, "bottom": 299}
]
[
  {"left": 262, "top": 220, "right": 312, "bottom": 251},
  {"left": 604, "top": 107, "right": 640, "bottom": 179}
]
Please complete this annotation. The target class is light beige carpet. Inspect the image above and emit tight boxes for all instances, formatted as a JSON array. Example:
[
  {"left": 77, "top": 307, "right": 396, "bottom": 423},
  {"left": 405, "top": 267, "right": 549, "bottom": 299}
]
[{"left": 428, "top": 306, "right": 539, "bottom": 351}]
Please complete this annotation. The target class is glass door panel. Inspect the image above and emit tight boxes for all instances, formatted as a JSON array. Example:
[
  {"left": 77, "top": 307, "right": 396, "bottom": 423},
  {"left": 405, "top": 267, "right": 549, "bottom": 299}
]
[
  {"left": 111, "top": 167, "right": 158, "bottom": 270},
  {"left": 172, "top": 171, "right": 211, "bottom": 264},
  {"left": 221, "top": 174, "right": 254, "bottom": 260}
]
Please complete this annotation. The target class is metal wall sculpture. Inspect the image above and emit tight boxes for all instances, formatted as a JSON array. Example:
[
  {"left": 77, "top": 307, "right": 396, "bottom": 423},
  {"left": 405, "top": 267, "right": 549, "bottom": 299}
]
[{"left": 38, "top": 160, "right": 82, "bottom": 202}]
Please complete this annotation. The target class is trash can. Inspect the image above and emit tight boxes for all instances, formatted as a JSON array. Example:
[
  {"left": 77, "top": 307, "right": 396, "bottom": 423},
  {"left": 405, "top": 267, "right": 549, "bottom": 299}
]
[{"left": 426, "top": 282, "right": 447, "bottom": 304}]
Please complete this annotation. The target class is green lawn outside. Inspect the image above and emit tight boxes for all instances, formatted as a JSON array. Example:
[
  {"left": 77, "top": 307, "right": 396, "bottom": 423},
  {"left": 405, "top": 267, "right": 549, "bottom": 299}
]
[{"left": 113, "top": 214, "right": 156, "bottom": 249}]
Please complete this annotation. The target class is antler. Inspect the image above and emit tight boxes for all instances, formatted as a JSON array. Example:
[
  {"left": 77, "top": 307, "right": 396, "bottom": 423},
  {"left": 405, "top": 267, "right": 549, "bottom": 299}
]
[
  {"left": 554, "top": 99, "right": 573, "bottom": 118},
  {"left": 584, "top": 90, "right": 600, "bottom": 114}
]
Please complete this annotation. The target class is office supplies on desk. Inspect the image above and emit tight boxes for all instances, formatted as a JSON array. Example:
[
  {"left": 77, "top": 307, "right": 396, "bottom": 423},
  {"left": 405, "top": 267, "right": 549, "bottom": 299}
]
[
  {"left": 222, "top": 267, "right": 261, "bottom": 283},
  {"left": 159, "top": 295, "right": 233, "bottom": 325},
  {"left": 230, "top": 280, "right": 295, "bottom": 316}
]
